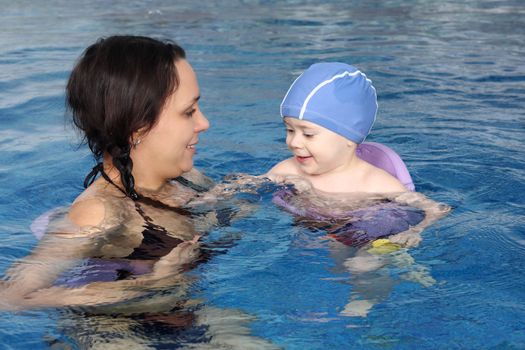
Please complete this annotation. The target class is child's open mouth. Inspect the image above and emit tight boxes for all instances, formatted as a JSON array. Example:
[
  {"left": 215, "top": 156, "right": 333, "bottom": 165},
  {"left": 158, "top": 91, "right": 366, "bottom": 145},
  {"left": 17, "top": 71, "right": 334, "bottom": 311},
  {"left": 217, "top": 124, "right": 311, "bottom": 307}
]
[{"left": 295, "top": 155, "right": 312, "bottom": 163}]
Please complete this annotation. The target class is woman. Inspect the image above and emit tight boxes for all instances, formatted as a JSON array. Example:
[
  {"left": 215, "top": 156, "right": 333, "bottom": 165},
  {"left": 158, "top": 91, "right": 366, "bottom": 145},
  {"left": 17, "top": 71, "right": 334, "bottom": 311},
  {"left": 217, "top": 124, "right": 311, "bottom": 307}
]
[
  {"left": 0, "top": 36, "right": 279, "bottom": 349},
  {"left": 0, "top": 35, "right": 214, "bottom": 309}
]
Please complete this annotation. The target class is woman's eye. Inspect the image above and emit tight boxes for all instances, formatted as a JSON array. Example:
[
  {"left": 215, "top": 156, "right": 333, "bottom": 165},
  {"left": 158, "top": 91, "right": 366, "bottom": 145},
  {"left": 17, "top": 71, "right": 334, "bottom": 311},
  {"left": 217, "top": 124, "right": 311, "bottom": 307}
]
[
  {"left": 185, "top": 109, "right": 196, "bottom": 118},
  {"left": 304, "top": 134, "right": 314, "bottom": 138},
  {"left": 286, "top": 129, "right": 294, "bottom": 133}
]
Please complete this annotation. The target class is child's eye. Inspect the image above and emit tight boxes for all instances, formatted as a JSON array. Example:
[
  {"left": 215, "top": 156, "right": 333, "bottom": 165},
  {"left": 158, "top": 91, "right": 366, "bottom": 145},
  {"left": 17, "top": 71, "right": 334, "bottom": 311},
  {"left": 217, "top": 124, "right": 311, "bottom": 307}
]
[
  {"left": 286, "top": 129, "right": 294, "bottom": 134},
  {"left": 303, "top": 133, "right": 314, "bottom": 138},
  {"left": 185, "top": 109, "right": 196, "bottom": 118}
]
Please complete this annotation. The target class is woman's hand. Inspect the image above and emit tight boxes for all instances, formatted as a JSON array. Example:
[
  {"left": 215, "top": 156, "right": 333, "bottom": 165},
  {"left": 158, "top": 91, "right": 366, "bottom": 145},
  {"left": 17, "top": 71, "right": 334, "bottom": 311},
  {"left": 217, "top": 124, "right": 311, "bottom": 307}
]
[
  {"left": 152, "top": 236, "right": 201, "bottom": 278},
  {"left": 270, "top": 174, "right": 313, "bottom": 193},
  {"left": 189, "top": 174, "right": 270, "bottom": 205}
]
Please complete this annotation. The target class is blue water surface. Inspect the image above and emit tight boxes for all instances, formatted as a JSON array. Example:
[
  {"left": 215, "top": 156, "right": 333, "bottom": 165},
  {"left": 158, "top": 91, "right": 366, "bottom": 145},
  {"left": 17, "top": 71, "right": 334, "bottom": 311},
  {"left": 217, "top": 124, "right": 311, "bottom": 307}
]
[{"left": 1, "top": 1, "right": 524, "bottom": 349}]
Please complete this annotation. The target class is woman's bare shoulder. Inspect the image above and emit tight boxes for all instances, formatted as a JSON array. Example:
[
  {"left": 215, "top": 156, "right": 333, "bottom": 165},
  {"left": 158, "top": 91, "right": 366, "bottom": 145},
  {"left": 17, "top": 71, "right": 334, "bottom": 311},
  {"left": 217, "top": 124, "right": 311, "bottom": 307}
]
[
  {"left": 67, "top": 182, "right": 128, "bottom": 229},
  {"left": 68, "top": 198, "right": 106, "bottom": 228}
]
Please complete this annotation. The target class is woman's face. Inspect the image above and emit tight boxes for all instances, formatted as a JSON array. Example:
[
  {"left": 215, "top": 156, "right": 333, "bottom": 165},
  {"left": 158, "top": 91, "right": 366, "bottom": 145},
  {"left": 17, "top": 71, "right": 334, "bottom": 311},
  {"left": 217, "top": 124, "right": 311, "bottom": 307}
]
[{"left": 132, "top": 59, "right": 209, "bottom": 189}]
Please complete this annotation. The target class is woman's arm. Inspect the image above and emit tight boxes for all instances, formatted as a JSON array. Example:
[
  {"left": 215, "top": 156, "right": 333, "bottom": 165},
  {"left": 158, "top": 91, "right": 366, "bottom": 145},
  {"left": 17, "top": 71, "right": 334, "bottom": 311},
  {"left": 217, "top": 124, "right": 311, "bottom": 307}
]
[
  {"left": 0, "top": 230, "right": 199, "bottom": 310},
  {"left": 1, "top": 196, "right": 183, "bottom": 310},
  {"left": 19, "top": 265, "right": 192, "bottom": 310},
  {"left": 0, "top": 231, "right": 100, "bottom": 310},
  {"left": 186, "top": 173, "right": 272, "bottom": 207}
]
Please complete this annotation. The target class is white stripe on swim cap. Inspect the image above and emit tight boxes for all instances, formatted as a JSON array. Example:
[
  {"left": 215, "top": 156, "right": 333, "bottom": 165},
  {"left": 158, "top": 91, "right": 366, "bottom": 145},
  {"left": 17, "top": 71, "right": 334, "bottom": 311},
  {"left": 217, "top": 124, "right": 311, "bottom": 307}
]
[
  {"left": 280, "top": 72, "right": 304, "bottom": 118},
  {"left": 298, "top": 70, "right": 363, "bottom": 120}
]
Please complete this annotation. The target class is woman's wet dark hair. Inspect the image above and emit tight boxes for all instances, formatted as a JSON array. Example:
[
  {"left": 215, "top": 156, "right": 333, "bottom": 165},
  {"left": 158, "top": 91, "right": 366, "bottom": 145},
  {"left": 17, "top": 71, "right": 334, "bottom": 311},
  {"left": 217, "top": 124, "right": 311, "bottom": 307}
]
[{"left": 67, "top": 35, "right": 186, "bottom": 199}]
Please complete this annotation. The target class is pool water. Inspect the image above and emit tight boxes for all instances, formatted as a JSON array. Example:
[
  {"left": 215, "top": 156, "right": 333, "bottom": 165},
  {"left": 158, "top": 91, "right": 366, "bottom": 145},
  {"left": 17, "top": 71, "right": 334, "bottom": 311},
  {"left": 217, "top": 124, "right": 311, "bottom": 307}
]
[{"left": 1, "top": 1, "right": 524, "bottom": 349}]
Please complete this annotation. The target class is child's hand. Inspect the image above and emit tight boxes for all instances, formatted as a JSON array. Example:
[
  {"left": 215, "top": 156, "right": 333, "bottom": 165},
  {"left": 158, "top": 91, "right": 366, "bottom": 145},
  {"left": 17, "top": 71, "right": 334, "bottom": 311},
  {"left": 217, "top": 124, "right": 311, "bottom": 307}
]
[
  {"left": 388, "top": 228, "right": 423, "bottom": 247},
  {"left": 389, "top": 192, "right": 451, "bottom": 248}
]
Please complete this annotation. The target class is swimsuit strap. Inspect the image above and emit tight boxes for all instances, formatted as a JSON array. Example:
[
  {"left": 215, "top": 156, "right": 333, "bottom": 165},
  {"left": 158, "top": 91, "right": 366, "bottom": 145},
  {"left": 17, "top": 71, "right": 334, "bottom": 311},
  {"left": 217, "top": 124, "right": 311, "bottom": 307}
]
[
  {"left": 173, "top": 176, "right": 209, "bottom": 193},
  {"left": 84, "top": 163, "right": 199, "bottom": 222},
  {"left": 84, "top": 162, "right": 105, "bottom": 189}
]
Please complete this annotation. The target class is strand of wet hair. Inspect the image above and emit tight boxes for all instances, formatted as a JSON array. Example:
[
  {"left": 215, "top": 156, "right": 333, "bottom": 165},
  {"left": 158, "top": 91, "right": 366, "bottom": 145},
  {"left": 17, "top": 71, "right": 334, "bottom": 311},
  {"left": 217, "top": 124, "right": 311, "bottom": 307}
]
[{"left": 110, "top": 143, "right": 139, "bottom": 200}]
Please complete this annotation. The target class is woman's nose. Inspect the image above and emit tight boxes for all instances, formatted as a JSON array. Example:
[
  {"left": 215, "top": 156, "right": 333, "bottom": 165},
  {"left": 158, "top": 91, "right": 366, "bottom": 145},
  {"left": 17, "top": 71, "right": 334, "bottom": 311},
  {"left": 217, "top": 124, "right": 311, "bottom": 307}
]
[{"left": 195, "top": 110, "right": 210, "bottom": 132}]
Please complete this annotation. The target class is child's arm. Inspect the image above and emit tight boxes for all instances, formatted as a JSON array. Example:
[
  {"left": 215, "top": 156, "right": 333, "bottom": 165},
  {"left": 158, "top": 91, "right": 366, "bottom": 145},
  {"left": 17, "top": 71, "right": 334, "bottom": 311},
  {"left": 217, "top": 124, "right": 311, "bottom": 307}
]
[
  {"left": 387, "top": 192, "right": 451, "bottom": 247},
  {"left": 265, "top": 158, "right": 315, "bottom": 193}
]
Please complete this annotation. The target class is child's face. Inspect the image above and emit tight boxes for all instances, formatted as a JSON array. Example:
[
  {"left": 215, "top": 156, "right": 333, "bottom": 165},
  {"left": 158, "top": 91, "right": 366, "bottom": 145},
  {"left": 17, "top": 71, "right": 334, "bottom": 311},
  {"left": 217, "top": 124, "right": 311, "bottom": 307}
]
[{"left": 284, "top": 117, "right": 355, "bottom": 176}]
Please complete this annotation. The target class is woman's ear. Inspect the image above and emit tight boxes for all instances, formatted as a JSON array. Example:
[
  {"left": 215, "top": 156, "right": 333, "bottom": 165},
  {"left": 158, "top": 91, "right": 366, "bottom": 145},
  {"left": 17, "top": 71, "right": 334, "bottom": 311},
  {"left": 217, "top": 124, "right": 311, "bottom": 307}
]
[{"left": 130, "top": 128, "right": 148, "bottom": 148}]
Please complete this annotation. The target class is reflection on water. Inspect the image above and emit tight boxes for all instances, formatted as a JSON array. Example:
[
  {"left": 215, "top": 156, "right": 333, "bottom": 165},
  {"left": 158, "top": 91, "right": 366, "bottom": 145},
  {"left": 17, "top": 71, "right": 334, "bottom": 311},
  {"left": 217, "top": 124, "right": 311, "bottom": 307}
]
[{"left": 1, "top": 0, "right": 525, "bottom": 349}]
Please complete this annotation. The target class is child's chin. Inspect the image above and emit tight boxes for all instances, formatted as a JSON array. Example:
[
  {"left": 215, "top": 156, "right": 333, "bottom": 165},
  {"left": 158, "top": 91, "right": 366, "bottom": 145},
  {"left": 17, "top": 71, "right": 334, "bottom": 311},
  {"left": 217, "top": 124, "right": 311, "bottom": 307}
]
[{"left": 298, "top": 166, "right": 321, "bottom": 176}]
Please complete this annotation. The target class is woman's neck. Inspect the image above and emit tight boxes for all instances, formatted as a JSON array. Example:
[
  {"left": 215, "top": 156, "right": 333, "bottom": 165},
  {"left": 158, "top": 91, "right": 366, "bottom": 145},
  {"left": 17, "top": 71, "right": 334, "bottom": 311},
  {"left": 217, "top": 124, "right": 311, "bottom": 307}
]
[{"left": 102, "top": 154, "right": 167, "bottom": 193}]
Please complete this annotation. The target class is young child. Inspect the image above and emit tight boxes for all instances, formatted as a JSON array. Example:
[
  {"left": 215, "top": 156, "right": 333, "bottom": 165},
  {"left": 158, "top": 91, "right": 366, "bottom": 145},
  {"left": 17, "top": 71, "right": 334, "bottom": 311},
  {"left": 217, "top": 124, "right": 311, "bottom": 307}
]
[
  {"left": 268, "top": 62, "right": 407, "bottom": 194},
  {"left": 266, "top": 63, "right": 450, "bottom": 316}
]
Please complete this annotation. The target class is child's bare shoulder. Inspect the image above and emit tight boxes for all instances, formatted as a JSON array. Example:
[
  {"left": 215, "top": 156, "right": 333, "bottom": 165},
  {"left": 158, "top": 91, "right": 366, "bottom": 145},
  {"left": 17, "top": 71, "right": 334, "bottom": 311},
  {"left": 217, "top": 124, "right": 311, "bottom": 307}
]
[
  {"left": 364, "top": 163, "right": 408, "bottom": 193},
  {"left": 266, "top": 158, "right": 300, "bottom": 178}
]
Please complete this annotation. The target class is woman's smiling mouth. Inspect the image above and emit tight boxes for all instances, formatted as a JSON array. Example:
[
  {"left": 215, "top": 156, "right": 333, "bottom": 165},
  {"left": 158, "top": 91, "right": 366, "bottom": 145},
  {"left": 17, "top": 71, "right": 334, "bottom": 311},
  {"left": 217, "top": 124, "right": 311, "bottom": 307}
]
[{"left": 186, "top": 141, "right": 198, "bottom": 152}]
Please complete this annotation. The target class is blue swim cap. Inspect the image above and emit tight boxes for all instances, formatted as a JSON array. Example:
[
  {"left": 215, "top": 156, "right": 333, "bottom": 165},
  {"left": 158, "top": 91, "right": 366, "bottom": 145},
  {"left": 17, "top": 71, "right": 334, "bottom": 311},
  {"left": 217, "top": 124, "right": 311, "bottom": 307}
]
[{"left": 280, "top": 62, "right": 377, "bottom": 144}]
